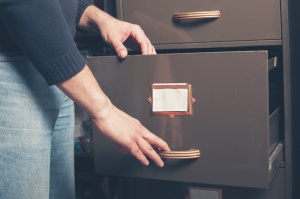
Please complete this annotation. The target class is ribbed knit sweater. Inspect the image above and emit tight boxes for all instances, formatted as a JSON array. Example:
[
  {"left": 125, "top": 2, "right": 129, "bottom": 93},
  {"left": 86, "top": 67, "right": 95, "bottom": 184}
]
[{"left": 0, "top": 0, "right": 92, "bottom": 85}]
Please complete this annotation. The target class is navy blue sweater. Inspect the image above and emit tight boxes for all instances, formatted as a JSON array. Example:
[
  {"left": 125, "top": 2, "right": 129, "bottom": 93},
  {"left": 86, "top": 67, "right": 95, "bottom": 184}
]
[{"left": 0, "top": 0, "right": 92, "bottom": 85}]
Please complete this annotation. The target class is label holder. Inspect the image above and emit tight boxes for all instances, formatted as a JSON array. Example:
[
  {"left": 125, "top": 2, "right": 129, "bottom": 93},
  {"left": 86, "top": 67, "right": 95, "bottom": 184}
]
[{"left": 147, "top": 83, "right": 196, "bottom": 118}]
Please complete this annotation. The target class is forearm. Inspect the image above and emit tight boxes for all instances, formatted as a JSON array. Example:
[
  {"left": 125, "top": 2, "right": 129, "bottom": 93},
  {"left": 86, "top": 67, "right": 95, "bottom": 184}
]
[
  {"left": 56, "top": 64, "right": 169, "bottom": 167},
  {"left": 77, "top": 5, "right": 114, "bottom": 34},
  {"left": 56, "top": 64, "right": 112, "bottom": 121}
]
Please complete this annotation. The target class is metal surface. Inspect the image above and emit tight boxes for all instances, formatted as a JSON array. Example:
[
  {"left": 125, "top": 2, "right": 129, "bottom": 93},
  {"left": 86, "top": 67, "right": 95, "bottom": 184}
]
[
  {"left": 88, "top": 51, "right": 281, "bottom": 188},
  {"left": 173, "top": 10, "right": 220, "bottom": 21},
  {"left": 268, "top": 57, "right": 278, "bottom": 71},
  {"left": 133, "top": 168, "right": 286, "bottom": 199},
  {"left": 158, "top": 149, "right": 200, "bottom": 159},
  {"left": 280, "top": 0, "right": 293, "bottom": 199},
  {"left": 153, "top": 40, "right": 282, "bottom": 51},
  {"left": 117, "top": 0, "right": 281, "bottom": 46},
  {"left": 269, "top": 108, "right": 280, "bottom": 155},
  {"left": 269, "top": 142, "right": 284, "bottom": 183}
]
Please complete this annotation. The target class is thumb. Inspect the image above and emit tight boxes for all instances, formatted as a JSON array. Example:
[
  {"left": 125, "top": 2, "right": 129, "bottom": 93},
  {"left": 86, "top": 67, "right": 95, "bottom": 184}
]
[{"left": 112, "top": 41, "right": 128, "bottom": 59}]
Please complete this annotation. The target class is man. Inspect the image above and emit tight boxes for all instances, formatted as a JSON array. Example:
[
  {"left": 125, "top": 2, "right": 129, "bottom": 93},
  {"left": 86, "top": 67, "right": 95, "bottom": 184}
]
[{"left": 0, "top": 1, "right": 169, "bottom": 198}]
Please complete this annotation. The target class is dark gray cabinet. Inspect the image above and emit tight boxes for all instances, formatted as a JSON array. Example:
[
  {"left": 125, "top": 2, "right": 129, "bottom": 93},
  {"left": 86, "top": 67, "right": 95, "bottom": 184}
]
[
  {"left": 89, "top": 0, "right": 295, "bottom": 198},
  {"left": 133, "top": 168, "right": 286, "bottom": 199},
  {"left": 89, "top": 51, "right": 283, "bottom": 188},
  {"left": 116, "top": 0, "right": 281, "bottom": 47}
]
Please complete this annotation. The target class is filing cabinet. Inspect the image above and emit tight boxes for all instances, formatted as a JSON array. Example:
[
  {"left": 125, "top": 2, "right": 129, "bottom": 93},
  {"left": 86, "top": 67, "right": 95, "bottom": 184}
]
[
  {"left": 89, "top": 51, "right": 283, "bottom": 188},
  {"left": 116, "top": 0, "right": 282, "bottom": 48},
  {"left": 133, "top": 168, "right": 286, "bottom": 199},
  {"left": 90, "top": 0, "right": 294, "bottom": 198}
]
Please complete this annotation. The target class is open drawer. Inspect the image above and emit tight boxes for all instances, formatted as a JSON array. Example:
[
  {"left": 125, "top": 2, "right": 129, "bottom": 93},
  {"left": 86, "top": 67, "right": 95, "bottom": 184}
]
[{"left": 88, "top": 51, "right": 283, "bottom": 188}]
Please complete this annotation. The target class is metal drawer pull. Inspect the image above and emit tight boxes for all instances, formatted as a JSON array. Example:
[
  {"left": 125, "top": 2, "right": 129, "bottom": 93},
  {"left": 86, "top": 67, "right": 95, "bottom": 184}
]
[
  {"left": 173, "top": 10, "right": 220, "bottom": 21},
  {"left": 157, "top": 149, "right": 200, "bottom": 159}
]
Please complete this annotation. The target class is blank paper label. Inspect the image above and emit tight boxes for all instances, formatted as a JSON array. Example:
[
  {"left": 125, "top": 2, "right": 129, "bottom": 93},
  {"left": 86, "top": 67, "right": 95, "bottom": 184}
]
[{"left": 152, "top": 88, "right": 188, "bottom": 112}]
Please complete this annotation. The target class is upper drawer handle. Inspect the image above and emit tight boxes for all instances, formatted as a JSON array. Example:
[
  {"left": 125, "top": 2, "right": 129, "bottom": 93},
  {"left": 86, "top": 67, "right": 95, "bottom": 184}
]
[{"left": 173, "top": 10, "right": 220, "bottom": 21}]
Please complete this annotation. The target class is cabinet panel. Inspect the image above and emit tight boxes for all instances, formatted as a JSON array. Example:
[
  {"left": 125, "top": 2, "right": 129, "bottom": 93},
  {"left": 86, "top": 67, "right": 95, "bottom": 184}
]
[
  {"left": 133, "top": 168, "right": 286, "bottom": 199},
  {"left": 88, "top": 51, "right": 281, "bottom": 188},
  {"left": 117, "top": 0, "right": 281, "bottom": 46}
]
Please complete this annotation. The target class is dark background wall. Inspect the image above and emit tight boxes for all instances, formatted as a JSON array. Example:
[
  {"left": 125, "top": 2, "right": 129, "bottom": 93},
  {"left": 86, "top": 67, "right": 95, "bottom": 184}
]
[{"left": 289, "top": 1, "right": 300, "bottom": 199}]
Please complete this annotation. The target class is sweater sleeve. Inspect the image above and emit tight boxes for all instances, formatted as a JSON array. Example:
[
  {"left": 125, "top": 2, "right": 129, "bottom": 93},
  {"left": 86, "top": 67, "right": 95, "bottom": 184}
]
[
  {"left": 76, "top": 0, "right": 93, "bottom": 26},
  {"left": 0, "top": 0, "right": 88, "bottom": 85}
]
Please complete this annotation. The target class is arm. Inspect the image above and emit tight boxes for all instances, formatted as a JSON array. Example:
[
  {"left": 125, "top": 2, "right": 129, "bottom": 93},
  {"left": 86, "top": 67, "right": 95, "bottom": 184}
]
[
  {"left": 68, "top": 4, "right": 170, "bottom": 166},
  {"left": 0, "top": 0, "right": 86, "bottom": 85},
  {"left": 0, "top": 0, "right": 169, "bottom": 166},
  {"left": 57, "top": 65, "right": 170, "bottom": 167}
]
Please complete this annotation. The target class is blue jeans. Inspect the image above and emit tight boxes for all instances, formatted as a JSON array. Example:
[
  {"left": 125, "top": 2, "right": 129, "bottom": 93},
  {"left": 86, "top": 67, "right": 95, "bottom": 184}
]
[{"left": 0, "top": 54, "right": 75, "bottom": 199}]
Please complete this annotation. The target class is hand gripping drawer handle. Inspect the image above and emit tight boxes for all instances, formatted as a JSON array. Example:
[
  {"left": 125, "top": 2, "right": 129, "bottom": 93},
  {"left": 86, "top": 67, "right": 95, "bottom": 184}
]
[
  {"left": 157, "top": 149, "right": 200, "bottom": 159},
  {"left": 173, "top": 10, "right": 220, "bottom": 21}
]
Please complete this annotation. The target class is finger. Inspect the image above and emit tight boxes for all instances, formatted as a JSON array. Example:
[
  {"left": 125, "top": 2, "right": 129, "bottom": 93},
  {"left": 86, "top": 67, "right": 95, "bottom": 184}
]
[
  {"left": 137, "top": 137, "right": 164, "bottom": 167},
  {"left": 142, "top": 130, "right": 170, "bottom": 151},
  {"left": 146, "top": 37, "right": 156, "bottom": 55},
  {"left": 147, "top": 38, "right": 153, "bottom": 54},
  {"left": 112, "top": 40, "right": 128, "bottom": 59},
  {"left": 152, "top": 46, "right": 157, "bottom": 54},
  {"left": 131, "top": 26, "right": 149, "bottom": 55},
  {"left": 130, "top": 143, "right": 149, "bottom": 166},
  {"left": 138, "top": 36, "right": 149, "bottom": 55}
]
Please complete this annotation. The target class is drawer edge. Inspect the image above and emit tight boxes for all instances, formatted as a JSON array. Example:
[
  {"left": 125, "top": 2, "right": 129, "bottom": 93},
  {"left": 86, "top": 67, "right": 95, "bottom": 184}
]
[{"left": 269, "top": 142, "right": 284, "bottom": 184}]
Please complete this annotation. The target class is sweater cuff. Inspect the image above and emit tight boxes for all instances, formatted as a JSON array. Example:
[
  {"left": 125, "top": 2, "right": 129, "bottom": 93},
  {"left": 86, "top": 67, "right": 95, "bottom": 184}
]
[
  {"left": 76, "top": 0, "right": 93, "bottom": 26},
  {"left": 38, "top": 45, "right": 86, "bottom": 85}
]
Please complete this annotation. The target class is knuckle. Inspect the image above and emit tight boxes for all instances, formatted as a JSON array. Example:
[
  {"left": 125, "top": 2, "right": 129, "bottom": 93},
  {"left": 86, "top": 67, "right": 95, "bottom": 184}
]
[
  {"left": 134, "top": 120, "right": 143, "bottom": 133},
  {"left": 149, "top": 133, "right": 160, "bottom": 142},
  {"left": 146, "top": 145, "right": 154, "bottom": 152},
  {"left": 133, "top": 118, "right": 141, "bottom": 125},
  {"left": 133, "top": 24, "right": 141, "bottom": 30},
  {"left": 122, "top": 136, "right": 135, "bottom": 149},
  {"left": 132, "top": 148, "right": 142, "bottom": 156},
  {"left": 128, "top": 136, "right": 137, "bottom": 144},
  {"left": 153, "top": 134, "right": 160, "bottom": 141},
  {"left": 132, "top": 24, "right": 144, "bottom": 34}
]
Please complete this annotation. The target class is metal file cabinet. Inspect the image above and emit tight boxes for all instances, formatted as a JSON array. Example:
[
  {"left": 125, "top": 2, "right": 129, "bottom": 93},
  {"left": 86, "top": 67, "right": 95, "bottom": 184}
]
[
  {"left": 89, "top": 51, "right": 283, "bottom": 188},
  {"left": 89, "top": 0, "right": 295, "bottom": 198},
  {"left": 116, "top": 0, "right": 281, "bottom": 47},
  {"left": 133, "top": 168, "right": 286, "bottom": 199}
]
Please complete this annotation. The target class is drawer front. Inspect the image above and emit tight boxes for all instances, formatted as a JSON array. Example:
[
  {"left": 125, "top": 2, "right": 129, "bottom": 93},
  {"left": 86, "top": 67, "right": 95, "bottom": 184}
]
[
  {"left": 88, "top": 51, "right": 277, "bottom": 188},
  {"left": 118, "top": 0, "right": 281, "bottom": 46},
  {"left": 133, "top": 168, "right": 286, "bottom": 199}
]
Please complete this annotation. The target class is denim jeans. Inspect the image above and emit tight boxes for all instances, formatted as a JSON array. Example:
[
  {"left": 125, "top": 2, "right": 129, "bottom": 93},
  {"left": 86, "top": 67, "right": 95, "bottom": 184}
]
[{"left": 0, "top": 53, "right": 75, "bottom": 199}]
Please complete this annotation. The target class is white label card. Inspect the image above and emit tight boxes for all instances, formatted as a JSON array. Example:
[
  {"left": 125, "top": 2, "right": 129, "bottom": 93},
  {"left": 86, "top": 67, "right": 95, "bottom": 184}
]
[{"left": 152, "top": 85, "right": 188, "bottom": 112}]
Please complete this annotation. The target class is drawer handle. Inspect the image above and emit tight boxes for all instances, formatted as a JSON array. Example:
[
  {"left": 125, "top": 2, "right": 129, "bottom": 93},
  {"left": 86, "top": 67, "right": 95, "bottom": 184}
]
[
  {"left": 173, "top": 10, "right": 220, "bottom": 21},
  {"left": 157, "top": 149, "right": 200, "bottom": 159}
]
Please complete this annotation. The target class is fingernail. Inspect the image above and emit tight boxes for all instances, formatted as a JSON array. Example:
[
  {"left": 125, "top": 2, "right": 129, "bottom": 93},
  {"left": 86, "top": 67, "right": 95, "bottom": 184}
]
[{"left": 118, "top": 50, "right": 127, "bottom": 58}]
